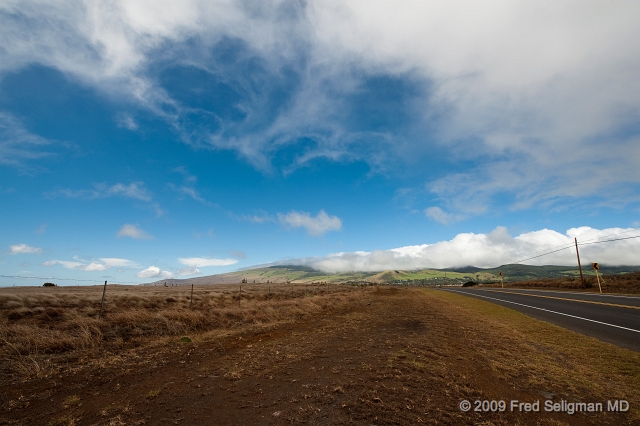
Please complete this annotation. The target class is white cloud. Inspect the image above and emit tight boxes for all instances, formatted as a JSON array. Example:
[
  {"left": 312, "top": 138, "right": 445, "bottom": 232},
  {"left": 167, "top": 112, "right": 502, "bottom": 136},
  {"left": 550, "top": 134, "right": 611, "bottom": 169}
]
[
  {"left": 241, "top": 213, "right": 275, "bottom": 224},
  {"left": 0, "top": 112, "right": 53, "bottom": 172},
  {"left": 278, "top": 210, "right": 342, "bottom": 236},
  {"left": 3, "top": 1, "right": 640, "bottom": 213},
  {"left": 77, "top": 262, "right": 108, "bottom": 271},
  {"left": 48, "top": 182, "right": 152, "bottom": 201},
  {"left": 137, "top": 265, "right": 175, "bottom": 279},
  {"left": 116, "top": 224, "right": 154, "bottom": 240},
  {"left": 424, "top": 207, "right": 464, "bottom": 225},
  {"left": 174, "top": 166, "right": 197, "bottom": 183},
  {"left": 168, "top": 184, "right": 208, "bottom": 204},
  {"left": 9, "top": 243, "right": 43, "bottom": 255},
  {"left": 277, "top": 226, "right": 640, "bottom": 273},
  {"left": 42, "top": 257, "right": 138, "bottom": 271},
  {"left": 178, "top": 257, "right": 238, "bottom": 267},
  {"left": 116, "top": 114, "right": 138, "bottom": 130},
  {"left": 54, "top": 260, "right": 83, "bottom": 269},
  {"left": 106, "top": 183, "right": 152, "bottom": 202},
  {"left": 177, "top": 266, "right": 201, "bottom": 276},
  {"left": 308, "top": 1, "right": 640, "bottom": 213},
  {"left": 99, "top": 258, "right": 139, "bottom": 268}
]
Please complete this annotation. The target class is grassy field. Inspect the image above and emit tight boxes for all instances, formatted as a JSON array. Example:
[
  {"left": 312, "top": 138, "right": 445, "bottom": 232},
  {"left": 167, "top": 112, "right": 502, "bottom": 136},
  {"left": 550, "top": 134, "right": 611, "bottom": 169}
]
[
  {"left": 0, "top": 282, "right": 362, "bottom": 380},
  {"left": 1, "top": 284, "right": 638, "bottom": 424},
  {"left": 432, "top": 290, "right": 640, "bottom": 394}
]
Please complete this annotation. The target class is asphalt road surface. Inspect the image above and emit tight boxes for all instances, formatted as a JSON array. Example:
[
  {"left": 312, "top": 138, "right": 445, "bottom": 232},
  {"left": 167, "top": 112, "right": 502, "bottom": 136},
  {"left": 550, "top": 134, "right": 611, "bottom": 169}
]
[{"left": 441, "top": 287, "right": 640, "bottom": 352}]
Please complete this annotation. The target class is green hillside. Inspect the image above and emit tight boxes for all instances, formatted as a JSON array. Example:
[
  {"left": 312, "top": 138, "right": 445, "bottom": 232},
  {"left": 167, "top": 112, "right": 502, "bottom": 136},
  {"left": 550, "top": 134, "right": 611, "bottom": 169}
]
[{"left": 146, "top": 264, "right": 640, "bottom": 286}]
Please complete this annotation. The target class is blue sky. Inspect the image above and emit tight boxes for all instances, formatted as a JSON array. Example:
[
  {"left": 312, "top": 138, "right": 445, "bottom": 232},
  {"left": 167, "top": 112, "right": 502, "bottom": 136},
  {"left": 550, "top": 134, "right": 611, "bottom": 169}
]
[{"left": 2, "top": 1, "right": 640, "bottom": 285}]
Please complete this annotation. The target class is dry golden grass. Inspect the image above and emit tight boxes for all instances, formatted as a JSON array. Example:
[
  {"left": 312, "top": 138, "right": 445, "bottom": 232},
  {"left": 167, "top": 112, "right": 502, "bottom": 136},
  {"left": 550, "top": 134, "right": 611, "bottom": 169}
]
[
  {"left": 0, "top": 282, "right": 367, "bottom": 380},
  {"left": 2, "top": 286, "right": 638, "bottom": 424},
  {"left": 483, "top": 272, "right": 640, "bottom": 294},
  {"left": 428, "top": 289, "right": 640, "bottom": 420}
]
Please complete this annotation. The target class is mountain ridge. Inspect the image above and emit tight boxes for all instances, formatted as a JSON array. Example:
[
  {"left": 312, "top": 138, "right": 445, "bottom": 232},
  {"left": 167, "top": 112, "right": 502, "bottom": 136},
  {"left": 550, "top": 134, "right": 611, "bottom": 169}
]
[{"left": 145, "top": 264, "right": 640, "bottom": 286}]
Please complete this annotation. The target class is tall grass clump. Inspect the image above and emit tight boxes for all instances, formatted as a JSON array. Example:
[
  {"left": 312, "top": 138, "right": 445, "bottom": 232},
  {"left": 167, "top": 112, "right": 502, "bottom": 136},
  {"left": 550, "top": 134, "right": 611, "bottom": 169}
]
[{"left": 0, "top": 283, "right": 366, "bottom": 380}]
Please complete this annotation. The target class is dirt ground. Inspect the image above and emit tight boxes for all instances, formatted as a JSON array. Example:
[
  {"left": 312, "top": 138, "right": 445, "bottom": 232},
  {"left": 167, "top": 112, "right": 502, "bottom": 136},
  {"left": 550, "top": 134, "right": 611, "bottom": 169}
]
[{"left": 1, "top": 287, "right": 638, "bottom": 426}]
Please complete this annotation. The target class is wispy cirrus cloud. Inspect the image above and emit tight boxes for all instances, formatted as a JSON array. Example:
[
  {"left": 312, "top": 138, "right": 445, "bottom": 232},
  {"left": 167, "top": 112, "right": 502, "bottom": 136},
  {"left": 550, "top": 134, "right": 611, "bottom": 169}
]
[
  {"left": 178, "top": 257, "right": 238, "bottom": 268},
  {"left": 173, "top": 166, "right": 197, "bottom": 184},
  {"left": 45, "top": 181, "right": 164, "bottom": 215},
  {"left": 46, "top": 182, "right": 151, "bottom": 201},
  {"left": 239, "top": 212, "right": 275, "bottom": 224},
  {"left": 0, "top": 112, "right": 54, "bottom": 173},
  {"left": 239, "top": 209, "right": 342, "bottom": 237},
  {"left": 42, "top": 257, "right": 139, "bottom": 272},
  {"left": 100, "top": 258, "right": 139, "bottom": 268},
  {"left": 9, "top": 243, "right": 43, "bottom": 255},
  {"left": 424, "top": 207, "right": 464, "bottom": 226},
  {"left": 278, "top": 210, "right": 342, "bottom": 236},
  {"left": 3, "top": 1, "right": 640, "bottom": 217},
  {"left": 168, "top": 183, "right": 208, "bottom": 204},
  {"left": 116, "top": 224, "right": 154, "bottom": 240},
  {"left": 116, "top": 113, "right": 138, "bottom": 130}
]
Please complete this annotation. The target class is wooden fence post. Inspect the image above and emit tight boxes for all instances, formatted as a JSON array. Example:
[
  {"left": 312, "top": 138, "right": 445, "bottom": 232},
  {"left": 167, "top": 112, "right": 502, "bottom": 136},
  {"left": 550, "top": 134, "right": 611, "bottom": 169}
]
[{"left": 98, "top": 280, "right": 107, "bottom": 319}]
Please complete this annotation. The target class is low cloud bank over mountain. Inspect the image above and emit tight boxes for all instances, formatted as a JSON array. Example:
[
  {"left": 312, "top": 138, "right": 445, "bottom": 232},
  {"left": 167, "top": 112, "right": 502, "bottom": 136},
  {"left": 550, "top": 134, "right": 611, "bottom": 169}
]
[{"left": 276, "top": 227, "right": 640, "bottom": 273}]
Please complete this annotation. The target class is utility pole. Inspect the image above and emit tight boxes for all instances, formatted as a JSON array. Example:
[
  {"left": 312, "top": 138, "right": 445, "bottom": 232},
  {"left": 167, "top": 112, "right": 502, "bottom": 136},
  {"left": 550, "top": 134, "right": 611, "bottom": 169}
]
[{"left": 574, "top": 238, "right": 585, "bottom": 288}]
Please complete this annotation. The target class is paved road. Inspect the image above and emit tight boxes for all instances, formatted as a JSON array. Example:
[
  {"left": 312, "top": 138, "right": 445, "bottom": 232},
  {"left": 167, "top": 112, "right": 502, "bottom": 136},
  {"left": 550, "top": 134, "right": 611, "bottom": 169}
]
[{"left": 441, "top": 287, "right": 640, "bottom": 352}]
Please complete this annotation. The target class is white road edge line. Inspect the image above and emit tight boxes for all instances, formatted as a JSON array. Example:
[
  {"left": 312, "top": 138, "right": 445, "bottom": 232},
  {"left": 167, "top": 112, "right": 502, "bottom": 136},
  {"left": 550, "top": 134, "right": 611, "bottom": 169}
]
[
  {"left": 482, "top": 288, "right": 640, "bottom": 301},
  {"left": 443, "top": 289, "right": 640, "bottom": 334}
]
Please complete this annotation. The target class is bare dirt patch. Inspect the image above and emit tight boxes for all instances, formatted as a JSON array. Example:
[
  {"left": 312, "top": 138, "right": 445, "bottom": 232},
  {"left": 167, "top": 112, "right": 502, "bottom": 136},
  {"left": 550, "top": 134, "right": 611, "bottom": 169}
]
[{"left": 1, "top": 286, "right": 639, "bottom": 425}]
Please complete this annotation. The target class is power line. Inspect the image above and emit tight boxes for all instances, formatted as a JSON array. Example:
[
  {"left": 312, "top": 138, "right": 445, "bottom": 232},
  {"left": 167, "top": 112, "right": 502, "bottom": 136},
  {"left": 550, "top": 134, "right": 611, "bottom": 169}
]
[
  {"left": 578, "top": 234, "right": 640, "bottom": 246},
  {"left": 484, "top": 244, "right": 575, "bottom": 269},
  {"left": 577, "top": 228, "right": 640, "bottom": 244},
  {"left": 479, "top": 233, "right": 640, "bottom": 269},
  {"left": 480, "top": 243, "right": 575, "bottom": 269}
]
